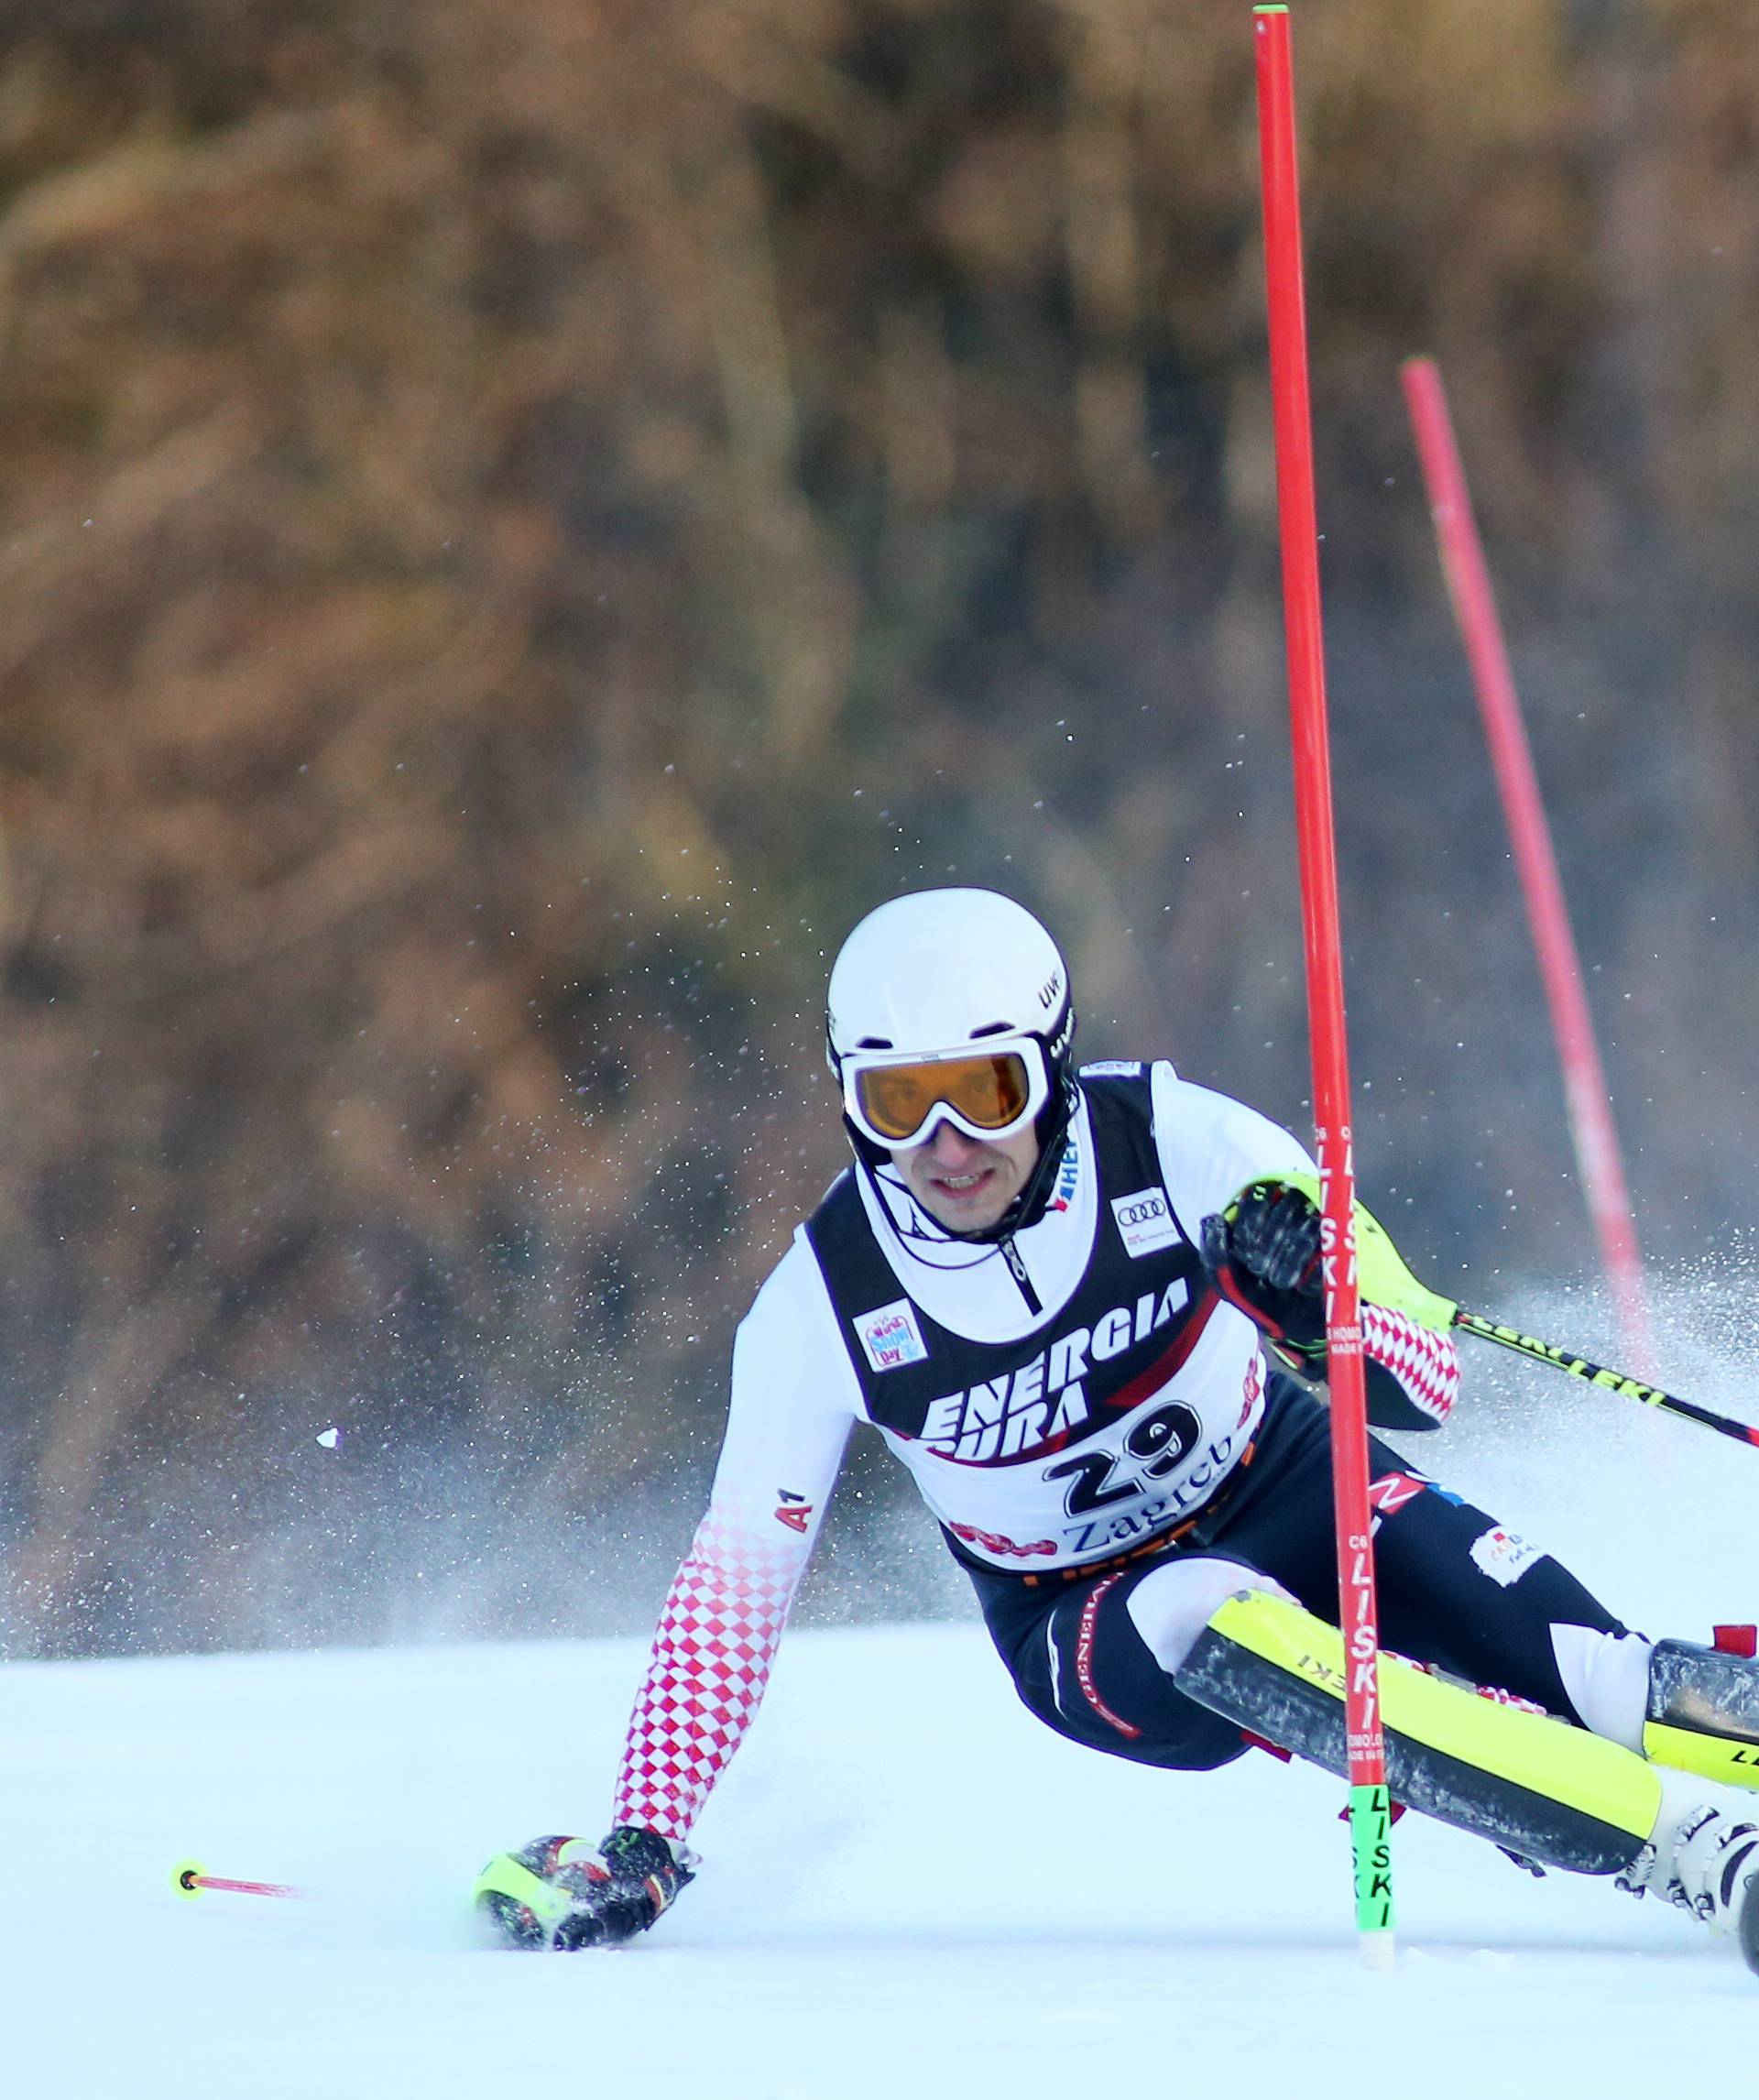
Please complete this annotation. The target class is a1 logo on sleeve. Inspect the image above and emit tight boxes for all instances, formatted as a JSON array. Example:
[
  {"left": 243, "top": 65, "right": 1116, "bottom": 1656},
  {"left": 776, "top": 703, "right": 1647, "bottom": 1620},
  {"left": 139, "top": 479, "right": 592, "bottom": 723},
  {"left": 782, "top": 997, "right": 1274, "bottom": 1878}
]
[
  {"left": 774, "top": 1487, "right": 814, "bottom": 1535},
  {"left": 856, "top": 1298, "right": 929, "bottom": 1373},
  {"left": 1109, "top": 1187, "right": 1182, "bottom": 1258}
]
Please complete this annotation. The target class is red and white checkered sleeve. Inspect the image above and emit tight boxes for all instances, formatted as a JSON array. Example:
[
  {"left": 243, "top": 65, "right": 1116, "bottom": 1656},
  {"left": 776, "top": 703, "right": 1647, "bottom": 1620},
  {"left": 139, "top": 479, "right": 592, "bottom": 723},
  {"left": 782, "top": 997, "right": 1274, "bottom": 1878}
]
[
  {"left": 1361, "top": 1302, "right": 1459, "bottom": 1429},
  {"left": 611, "top": 1232, "right": 858, "bottom": 1843},
  {"left": 611, "top": 1510, "right": 810, "bottom": 1842}
]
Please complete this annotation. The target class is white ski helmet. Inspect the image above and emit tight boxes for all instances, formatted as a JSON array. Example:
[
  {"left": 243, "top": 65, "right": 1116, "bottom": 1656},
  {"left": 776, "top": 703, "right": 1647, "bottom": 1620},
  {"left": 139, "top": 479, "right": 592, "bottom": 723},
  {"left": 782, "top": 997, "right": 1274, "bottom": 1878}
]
[{"left": 825, "top": 888, "right": 1077, "bottom": 1229}]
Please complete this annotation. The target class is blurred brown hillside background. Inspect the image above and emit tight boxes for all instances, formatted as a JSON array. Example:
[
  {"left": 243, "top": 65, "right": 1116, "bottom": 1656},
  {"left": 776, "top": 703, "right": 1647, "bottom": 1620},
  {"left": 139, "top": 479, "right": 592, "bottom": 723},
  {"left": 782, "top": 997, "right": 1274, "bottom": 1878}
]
[{"left": 1, "top": 0, "right": 1755, "bottom": 1657}]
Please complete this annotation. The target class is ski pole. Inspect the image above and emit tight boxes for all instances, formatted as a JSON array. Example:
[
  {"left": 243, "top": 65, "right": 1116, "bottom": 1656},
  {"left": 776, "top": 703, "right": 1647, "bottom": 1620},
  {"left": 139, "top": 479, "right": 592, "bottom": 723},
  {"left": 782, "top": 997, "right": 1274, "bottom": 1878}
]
[
  {"left": 1267, "top": 1172, "right": 1759, "bottom": 1452},
  {"left": 1448, "top": 1309, "right": 1759, "bottom": 1449},
  {"left": 172, "top": 1858, "right": 305, "bottom": 1902}
]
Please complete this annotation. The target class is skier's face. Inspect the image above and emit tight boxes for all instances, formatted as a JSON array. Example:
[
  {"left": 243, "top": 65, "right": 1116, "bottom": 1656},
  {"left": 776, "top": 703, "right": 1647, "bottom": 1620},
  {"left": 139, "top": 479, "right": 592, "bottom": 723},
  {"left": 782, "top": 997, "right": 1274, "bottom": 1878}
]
[{"left": 890, "top": 1115, "right": 1041, "bottom": 1235}]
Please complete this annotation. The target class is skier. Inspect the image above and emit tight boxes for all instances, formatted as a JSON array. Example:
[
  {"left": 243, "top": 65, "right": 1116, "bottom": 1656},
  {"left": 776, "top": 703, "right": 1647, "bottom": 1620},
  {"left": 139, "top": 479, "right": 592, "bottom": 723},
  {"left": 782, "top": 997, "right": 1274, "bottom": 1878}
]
[{"left": 474, "top": 887, "right": 1759, "bottom": 1963}]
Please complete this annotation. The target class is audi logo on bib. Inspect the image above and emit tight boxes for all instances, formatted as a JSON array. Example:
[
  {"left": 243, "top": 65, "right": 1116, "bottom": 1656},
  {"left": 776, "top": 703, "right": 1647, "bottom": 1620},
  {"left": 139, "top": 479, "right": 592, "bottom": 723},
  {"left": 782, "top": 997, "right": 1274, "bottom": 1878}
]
[{"left": 1110, "top": 1187, "right": 1181, "bottom": 1257}]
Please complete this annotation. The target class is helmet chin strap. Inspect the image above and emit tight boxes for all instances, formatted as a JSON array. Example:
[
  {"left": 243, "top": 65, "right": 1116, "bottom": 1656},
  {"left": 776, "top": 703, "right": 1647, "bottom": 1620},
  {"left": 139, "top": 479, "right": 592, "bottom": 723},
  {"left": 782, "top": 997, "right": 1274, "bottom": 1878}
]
[{"left": 956, "top": 1076, "right": 1078, "bottom": 1243}]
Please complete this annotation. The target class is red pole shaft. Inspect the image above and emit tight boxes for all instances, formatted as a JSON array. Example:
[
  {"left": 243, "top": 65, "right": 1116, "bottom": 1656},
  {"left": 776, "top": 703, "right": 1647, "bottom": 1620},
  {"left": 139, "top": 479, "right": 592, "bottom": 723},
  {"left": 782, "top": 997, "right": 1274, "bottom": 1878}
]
[
  {"left": 1253, "top": 6, "right": 1393, "bottom": 1952},
  {"left": 186, "top": 1872, "right": 303, "bottom": 1898},
  {"left": 1400, "top": 355, "right": 1654, "bottom": 1371}
]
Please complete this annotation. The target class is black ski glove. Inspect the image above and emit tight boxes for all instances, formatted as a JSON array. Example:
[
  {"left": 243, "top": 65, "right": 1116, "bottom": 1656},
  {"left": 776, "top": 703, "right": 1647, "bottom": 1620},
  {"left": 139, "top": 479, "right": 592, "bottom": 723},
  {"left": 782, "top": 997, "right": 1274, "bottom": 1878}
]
[
  {"left": 474, "top": 1826, "right": 695, "bottom": 1951},
  {"left": 1200, "top": 1179, "right": 1327, "bottom": 1354}
]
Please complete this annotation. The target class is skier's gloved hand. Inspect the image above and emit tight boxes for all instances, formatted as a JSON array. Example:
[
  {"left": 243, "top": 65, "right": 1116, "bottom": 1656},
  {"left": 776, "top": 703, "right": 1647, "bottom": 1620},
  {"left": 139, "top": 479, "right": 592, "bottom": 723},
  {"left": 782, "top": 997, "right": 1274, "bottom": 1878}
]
[
  {"left": 473, "top": 1826, "right": 695, "bottom": 1951},
  {"left": 1200, "top": 1179, "right": 1326, "bottom": 1351}
]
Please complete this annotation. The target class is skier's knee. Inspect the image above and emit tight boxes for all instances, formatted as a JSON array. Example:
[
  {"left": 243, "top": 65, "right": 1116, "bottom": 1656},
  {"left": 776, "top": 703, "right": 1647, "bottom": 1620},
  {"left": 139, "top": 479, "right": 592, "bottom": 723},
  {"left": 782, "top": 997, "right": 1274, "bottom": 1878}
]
[
  {"left": 1126, "top": 1556, "right": 1295, "bottom": 1676},
  {"left": 1550, "top": 1623, "right": 1652, "bottom": 1748}
]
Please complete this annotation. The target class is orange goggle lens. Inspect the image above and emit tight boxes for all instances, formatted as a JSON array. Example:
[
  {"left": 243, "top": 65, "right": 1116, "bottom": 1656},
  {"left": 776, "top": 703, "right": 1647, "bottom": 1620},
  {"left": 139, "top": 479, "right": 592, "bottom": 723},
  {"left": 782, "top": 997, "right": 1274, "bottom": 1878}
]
[{"left": 852, "top": 1052, "right": 1035, "bottom": 1144}]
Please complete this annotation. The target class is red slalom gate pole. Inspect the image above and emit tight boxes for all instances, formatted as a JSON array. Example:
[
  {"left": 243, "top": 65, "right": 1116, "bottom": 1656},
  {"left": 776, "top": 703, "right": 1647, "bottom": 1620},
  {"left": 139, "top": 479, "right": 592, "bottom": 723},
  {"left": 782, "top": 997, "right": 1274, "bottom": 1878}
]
[
  {"left": 1253, "top": 5, "right": 1393, "bottom": 1963},
  {"left": 1400, "top": 356, "right": 1655, "bottom": 1373}
]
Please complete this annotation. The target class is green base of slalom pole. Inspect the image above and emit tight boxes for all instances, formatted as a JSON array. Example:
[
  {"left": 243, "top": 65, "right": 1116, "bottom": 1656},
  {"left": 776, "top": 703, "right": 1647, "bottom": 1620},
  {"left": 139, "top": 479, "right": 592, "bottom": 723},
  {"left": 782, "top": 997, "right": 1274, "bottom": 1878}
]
[{"left": 1349, "top": 1783, "right": 1396, "bottom": 1965}]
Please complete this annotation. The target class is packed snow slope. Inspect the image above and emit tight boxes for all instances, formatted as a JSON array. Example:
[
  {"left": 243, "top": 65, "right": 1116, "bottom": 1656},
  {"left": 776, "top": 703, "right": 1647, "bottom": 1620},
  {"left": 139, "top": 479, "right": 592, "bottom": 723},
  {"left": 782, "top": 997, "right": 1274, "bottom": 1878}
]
[{"left": 6, "top": 1320, "right": 1758, "bottom": 2099}]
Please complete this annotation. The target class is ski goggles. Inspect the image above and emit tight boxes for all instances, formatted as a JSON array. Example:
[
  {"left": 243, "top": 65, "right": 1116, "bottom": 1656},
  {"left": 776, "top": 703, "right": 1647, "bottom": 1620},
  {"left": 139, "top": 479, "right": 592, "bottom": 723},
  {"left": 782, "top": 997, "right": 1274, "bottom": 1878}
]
[{"left": 841, "top": 1038, "right": 1050, "bottom": 1150}]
